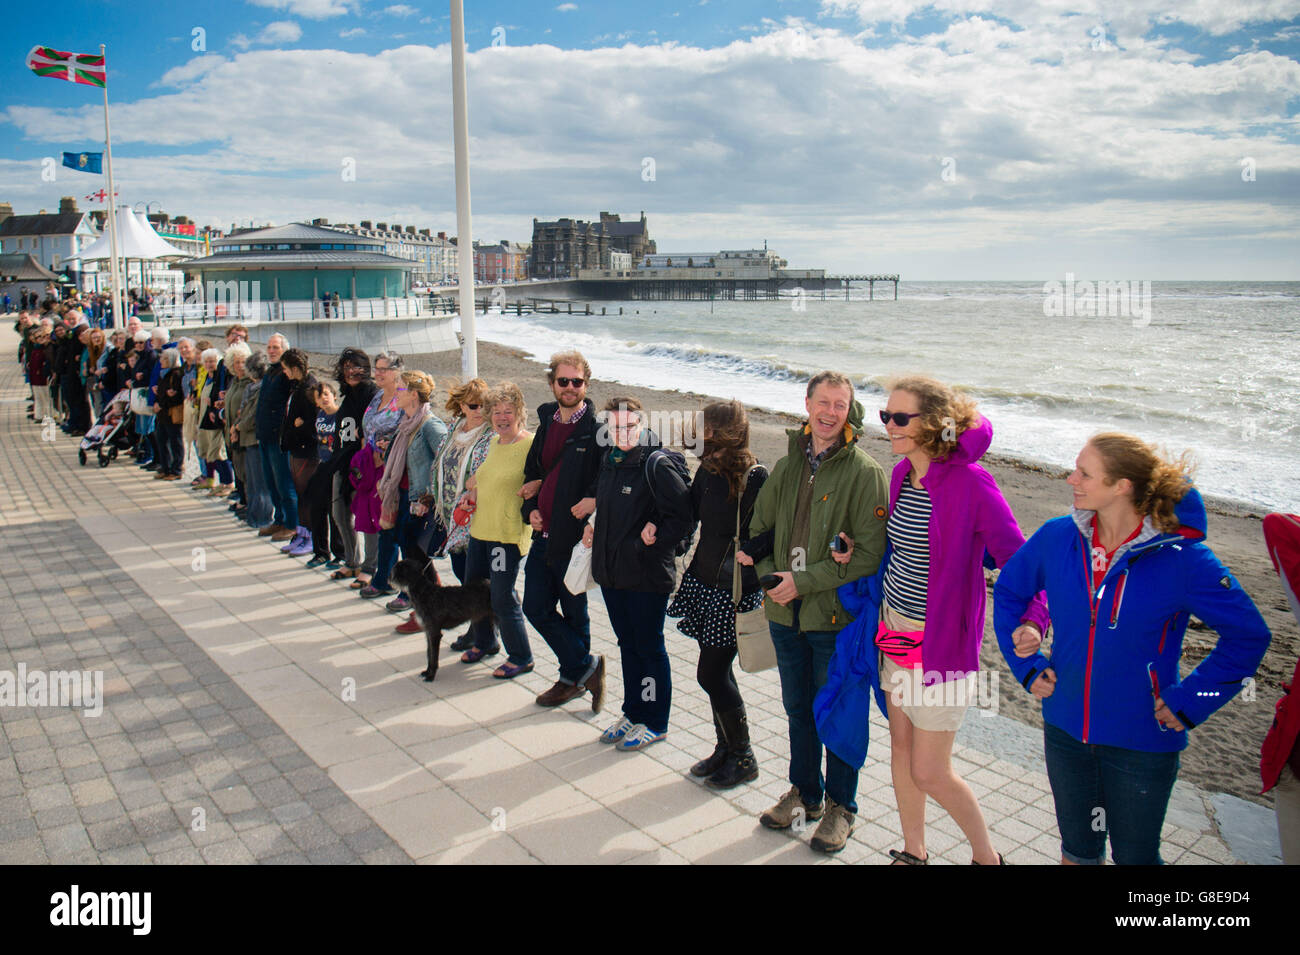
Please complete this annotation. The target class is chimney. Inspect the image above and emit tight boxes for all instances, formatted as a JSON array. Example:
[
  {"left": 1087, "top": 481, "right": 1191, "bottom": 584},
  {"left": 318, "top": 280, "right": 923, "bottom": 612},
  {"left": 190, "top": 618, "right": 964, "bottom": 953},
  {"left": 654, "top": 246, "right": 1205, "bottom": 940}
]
[
  {"left": 312, "top": 217, "right": 330, "bottom": 226},
  {"left": 360, "top": 220, "right": 372, "bottom": 229},
  {"left": 376, "top": 222, "right": 387, "bottom": 231},
  {"left": 419, "top": 228, "right": 430, "bottom": 236},
  {"left": 0, "top": 201, "right": 13, "bottom": 226},
  {"left": 59, "top": 196, "right": 80, "bottom": 214},
  {"left": 437, "top": 231, "right": 447, "bottom": 240},
  {"left": 406, "top": 225, "right": 416, "bottom": 234}
]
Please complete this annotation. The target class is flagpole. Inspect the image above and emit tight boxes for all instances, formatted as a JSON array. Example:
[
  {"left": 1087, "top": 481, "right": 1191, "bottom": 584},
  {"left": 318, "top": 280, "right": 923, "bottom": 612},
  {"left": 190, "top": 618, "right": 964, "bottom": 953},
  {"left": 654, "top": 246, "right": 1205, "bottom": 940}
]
[
  {"left": 450, "top": 0, "right": 477, "bottom": 378},
  {"left": 99, "top": 43, "right": 125, "bottom": 330}
]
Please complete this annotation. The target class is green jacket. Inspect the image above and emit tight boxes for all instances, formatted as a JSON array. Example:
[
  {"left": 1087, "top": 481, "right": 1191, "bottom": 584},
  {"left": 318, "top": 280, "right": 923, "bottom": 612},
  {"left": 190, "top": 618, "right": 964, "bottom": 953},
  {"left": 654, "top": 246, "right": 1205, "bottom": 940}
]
[{"left": 750, "top": 399, "right": 889, "bottom": 632}]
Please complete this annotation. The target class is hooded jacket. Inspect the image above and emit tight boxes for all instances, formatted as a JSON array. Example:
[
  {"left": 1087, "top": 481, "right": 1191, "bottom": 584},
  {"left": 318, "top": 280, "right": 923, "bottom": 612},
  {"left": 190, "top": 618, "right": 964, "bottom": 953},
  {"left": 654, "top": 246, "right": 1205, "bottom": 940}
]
[
  {"left": 591, "top": 431, "right": 694, "bottom": 594},
  {"left": 749, "top": 398, "right": 890, "bottom": 632},
  {"left": 812, "top": 414, "right": 1047, "bottom": 767},
  {"left": 994, "top": 487, "right": 1271, "bottom": 753}
]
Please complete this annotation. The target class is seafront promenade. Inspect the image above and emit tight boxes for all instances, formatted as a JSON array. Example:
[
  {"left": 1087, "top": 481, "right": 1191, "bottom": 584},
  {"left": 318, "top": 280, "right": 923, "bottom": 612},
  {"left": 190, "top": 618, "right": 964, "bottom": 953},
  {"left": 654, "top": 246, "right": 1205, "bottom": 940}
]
[{"left": 0, "top": 323, "right": 1276, "bottom": 865}]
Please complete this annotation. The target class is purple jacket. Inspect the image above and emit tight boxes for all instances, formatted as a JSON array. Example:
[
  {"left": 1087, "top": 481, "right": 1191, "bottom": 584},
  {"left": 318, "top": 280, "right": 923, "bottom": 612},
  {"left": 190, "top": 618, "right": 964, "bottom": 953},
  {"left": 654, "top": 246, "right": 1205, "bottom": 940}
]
[{"left": 885, "top": 414, "right": 1048, "bottom": 680}]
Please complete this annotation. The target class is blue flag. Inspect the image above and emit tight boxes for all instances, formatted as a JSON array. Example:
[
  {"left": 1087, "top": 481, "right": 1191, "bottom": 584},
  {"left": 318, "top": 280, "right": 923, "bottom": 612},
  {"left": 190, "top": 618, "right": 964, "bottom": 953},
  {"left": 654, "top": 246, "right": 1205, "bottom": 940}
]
[{"left": 62, "top": 151, "right": 102, "bottom": 174}]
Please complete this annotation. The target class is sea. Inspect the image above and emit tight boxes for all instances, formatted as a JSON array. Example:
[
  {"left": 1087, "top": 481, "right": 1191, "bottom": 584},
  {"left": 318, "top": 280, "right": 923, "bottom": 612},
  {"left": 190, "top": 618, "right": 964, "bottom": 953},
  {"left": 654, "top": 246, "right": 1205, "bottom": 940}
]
[{"left": 469, "top": 280, "right": 1300, "bottom": 514}]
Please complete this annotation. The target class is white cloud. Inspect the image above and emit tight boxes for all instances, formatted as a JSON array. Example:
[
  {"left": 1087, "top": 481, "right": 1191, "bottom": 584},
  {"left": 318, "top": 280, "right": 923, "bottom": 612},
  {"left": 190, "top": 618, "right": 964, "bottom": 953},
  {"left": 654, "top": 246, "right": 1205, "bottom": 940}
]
[
  {"left": 557, "top": 3, "right": 578, "bottom": 11},
  {"left": 4, "top": 25, "right": 1297, "bottom": 276},
  {"left": 231, "top": 20, "right": 304, "bottom": 49},
  {"left": 246, "top": 0, "right": 354, "bottom": 19},
  {"left": 384, "top": 4, "right": 418, "bottom": 16},
  {"left": 340, "top": 27, "right": 367, "bottom": 38}
]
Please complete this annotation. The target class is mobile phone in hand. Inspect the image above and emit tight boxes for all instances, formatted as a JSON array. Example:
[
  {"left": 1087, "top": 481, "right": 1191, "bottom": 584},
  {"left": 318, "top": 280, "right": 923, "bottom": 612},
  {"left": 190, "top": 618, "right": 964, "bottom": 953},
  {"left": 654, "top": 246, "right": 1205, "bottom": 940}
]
[{"left": 759, "top": 573, "right": 782, "bottom": 590}]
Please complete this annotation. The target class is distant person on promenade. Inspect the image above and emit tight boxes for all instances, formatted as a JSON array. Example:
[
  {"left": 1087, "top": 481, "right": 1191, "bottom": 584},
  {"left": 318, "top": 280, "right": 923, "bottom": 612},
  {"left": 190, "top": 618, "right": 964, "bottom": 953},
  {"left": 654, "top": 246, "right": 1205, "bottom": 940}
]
[
  {"left": 1261, "top": 513, "right": 1300, "bottom": 864},
  {"left": 821, "top": 378, "right": 1049, "bottom": 865},
  {"left": 585, "top": 396, "right": 692, "bottom": 751},
  {"left": 667, "top": 399, "right": 768, "bottom": 786},
  {"left": 744, "top": 371, "right": 890, "bottom": 853},
  {"left": 995, "top": 433, "right": 1271, "bottom": 865},
  {"left": 520, "top": 351, "right": 606, "bottom": 712},
  {"left": 255, "top": 333, "right": 297, "bottom": 542}
]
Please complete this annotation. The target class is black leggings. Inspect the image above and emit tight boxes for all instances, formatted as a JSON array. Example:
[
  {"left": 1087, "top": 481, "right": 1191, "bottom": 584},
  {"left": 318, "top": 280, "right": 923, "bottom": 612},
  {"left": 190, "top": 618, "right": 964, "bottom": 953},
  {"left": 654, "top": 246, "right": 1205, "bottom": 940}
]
[{"left": 696, "top": 646, "right": 743, "bottom": 712}]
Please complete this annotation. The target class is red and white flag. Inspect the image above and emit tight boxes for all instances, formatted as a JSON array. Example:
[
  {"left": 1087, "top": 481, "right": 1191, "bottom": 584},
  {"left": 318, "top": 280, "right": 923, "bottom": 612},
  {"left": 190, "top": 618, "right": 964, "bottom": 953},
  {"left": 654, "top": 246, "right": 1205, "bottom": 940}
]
[{"left": 26, "top": 45, "right": 106, "bottom": 88}]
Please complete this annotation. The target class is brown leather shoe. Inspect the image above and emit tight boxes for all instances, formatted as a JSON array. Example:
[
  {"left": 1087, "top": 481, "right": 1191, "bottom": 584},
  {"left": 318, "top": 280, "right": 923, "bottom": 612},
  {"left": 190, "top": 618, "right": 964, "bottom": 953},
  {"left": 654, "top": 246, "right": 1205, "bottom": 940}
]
[
  {"left": 270, "top": 527, "right": 295, "bottom": 542},
  {"left": 394, "top": 613, "right": 422, "bottom": 635},
  {"left": 584, "top": 654, "right": 606, "bottom": 714},
  {"left": 257, "top": 524, "right": 280, "bottom": 537},
  {"left": 536, "top": 680, "right": 586, "bottom": 708}
]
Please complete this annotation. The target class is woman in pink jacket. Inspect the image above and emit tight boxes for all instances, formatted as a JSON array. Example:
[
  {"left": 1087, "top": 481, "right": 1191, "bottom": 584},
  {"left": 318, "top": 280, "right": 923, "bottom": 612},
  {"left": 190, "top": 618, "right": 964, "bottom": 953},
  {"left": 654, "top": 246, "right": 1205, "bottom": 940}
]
[{"left": 837, "top": 377, "right": 1048, "bottom": 865}]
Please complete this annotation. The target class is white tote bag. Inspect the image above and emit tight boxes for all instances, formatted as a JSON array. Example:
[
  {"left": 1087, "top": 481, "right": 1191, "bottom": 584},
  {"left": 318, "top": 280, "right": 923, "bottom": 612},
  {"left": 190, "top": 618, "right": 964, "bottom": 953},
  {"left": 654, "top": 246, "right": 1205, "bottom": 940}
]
[{"left": 563, "top": 509, "right": 598, "bottom": 595}]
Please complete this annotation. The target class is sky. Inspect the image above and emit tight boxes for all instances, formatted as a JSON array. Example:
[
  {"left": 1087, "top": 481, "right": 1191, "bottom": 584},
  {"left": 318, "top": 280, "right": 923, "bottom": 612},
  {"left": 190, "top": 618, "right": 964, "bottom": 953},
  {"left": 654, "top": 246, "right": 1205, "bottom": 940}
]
[{"left": 2, "top": 0, "right": 1298, "bottom": 279}]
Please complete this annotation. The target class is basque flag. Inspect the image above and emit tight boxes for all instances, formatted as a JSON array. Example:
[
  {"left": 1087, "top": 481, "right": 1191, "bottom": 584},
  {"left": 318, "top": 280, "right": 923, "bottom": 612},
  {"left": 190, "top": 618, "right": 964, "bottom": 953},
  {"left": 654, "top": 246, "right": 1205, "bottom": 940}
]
[
  {"left": 62, "top": 151, "right": 103, "bottom": 174},
  {"left": 26, "top": 46, "right": 106, "bottom": 88}
]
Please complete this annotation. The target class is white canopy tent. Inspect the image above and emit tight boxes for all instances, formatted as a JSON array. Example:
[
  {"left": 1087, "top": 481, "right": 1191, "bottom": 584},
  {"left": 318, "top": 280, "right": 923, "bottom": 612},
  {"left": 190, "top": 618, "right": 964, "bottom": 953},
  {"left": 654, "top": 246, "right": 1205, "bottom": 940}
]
[{"left": 67, "top": 206, "right": 192, "bottom": 303}]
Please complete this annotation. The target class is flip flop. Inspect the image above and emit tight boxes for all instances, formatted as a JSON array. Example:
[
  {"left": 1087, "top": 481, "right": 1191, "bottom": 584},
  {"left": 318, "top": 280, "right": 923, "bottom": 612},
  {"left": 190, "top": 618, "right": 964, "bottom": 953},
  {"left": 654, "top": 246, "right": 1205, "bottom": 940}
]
[
  {"left": 460, "top": 647, "right": 500, "bottom": 664},
  {"left": 888, "top": 849, "right": 928, "bottom": 865},
  {"left": 493, "top": 661, "right": 534, "bottom": 680}
]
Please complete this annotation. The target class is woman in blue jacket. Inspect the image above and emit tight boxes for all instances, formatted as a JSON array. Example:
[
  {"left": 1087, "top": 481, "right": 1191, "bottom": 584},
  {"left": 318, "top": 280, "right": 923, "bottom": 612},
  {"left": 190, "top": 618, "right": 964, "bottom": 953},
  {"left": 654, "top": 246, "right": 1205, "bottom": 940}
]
[{"left": 995, "top": 432, "right": 1271, "bottom": 865}]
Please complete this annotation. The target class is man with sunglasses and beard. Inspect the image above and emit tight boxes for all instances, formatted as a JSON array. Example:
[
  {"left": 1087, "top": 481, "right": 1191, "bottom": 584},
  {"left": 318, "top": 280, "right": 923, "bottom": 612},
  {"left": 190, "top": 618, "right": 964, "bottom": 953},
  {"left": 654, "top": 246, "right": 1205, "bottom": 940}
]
[{"left": 520, "top": 351, "right": 606, "bottom": 711}]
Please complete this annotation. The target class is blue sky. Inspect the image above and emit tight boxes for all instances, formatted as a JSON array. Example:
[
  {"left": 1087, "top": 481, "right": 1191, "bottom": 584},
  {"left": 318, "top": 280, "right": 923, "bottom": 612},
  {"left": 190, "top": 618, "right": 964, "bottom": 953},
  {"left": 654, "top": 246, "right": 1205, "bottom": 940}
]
[{"left": 3, "top": 0, "right": 1299, "bottom": 277}]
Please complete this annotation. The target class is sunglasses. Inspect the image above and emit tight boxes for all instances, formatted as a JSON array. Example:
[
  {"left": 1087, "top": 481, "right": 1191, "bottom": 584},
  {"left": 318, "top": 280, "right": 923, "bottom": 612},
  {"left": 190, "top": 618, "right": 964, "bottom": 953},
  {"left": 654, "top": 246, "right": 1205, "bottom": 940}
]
[
  {"left": 464, "top": 403, "right": 481, "bottom": 411},
  {"left": 880, "top": 410, "right": 922, "bottom": 427},
  {"left": 555, "top": 377, "right": 585, "bottom": 388}
]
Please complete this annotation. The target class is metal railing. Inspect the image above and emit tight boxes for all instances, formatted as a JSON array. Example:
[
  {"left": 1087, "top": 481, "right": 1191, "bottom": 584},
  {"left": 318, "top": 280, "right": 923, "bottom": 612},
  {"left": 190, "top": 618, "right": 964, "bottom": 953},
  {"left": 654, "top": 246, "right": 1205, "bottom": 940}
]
[{"left": 150, "top": 296, "right": 435, "bottom": 326}]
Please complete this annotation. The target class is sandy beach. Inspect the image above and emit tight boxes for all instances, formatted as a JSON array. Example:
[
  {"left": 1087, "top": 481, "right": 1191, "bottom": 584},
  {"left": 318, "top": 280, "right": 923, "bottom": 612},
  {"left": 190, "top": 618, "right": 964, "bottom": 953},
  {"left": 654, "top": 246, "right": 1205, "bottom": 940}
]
[{"left": 298, "top": 337, "right": 1296, "bottom": 807}]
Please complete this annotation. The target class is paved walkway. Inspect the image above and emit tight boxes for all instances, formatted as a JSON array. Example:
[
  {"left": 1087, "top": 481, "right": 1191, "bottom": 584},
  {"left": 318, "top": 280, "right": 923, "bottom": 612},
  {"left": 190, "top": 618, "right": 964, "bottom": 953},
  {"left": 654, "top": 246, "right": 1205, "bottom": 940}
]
[{"left": 0, "top": 323, "right": 1269, "bottom": 864}]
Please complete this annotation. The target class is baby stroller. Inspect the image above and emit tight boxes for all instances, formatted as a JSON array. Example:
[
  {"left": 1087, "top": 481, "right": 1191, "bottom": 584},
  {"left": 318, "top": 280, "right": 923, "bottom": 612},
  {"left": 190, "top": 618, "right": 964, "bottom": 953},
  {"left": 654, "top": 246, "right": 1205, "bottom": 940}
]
[{"left": 79, "top": 388, "right": 134, "bottom": 468}]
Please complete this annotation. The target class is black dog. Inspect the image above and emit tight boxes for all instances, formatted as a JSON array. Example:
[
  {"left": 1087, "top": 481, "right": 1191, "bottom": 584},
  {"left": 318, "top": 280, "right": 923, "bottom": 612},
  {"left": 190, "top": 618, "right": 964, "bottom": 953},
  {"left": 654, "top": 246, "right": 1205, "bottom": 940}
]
[{"left": 390, "top": 559, "right": 495, "bottom": 682}]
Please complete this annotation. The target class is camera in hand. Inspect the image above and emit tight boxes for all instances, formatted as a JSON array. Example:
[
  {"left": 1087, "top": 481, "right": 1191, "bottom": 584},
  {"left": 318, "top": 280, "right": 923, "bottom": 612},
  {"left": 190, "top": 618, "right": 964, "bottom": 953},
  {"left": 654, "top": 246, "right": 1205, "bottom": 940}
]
[
  {"left": 830, "top": 533, "right": 848, "bottom": 554},
  {"left": 759, "top": 573, "right": 782, "bottom": 590}
]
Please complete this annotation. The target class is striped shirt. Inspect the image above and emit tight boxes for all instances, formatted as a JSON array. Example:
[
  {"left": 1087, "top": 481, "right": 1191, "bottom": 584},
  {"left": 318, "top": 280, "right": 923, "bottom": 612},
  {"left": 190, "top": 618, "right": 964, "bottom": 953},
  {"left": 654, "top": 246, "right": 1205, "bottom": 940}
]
[{"left": 882, "top": 478, "right": 932, "bottom": 620}]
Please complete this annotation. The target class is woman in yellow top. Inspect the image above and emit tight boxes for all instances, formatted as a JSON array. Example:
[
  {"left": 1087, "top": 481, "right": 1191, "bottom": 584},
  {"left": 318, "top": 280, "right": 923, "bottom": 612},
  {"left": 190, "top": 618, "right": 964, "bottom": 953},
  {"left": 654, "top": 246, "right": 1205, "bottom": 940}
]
[{"left": 463, "top": 381, "right": 535, "bottom": 678}]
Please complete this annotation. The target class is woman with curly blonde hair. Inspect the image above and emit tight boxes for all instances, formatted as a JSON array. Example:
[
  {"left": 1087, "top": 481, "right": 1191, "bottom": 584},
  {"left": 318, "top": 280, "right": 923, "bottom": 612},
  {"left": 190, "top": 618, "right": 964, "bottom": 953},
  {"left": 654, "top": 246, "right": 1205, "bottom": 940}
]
[
  {"left": 831, "top": 375, "right": 1047, "bottom": 864},
  {"left": 995, "top": 432, "right": 1270, "bottom": 865}
]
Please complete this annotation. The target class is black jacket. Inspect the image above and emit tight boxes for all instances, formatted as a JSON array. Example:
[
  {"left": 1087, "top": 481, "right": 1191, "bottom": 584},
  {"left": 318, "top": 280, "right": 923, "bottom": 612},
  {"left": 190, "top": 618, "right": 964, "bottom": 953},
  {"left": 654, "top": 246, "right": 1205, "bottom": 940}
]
[
  {"left": 591, "top": 432, "right": 693, "bottom": 594},
  {"left": 329, "top": 379, "right": 377, "bottom": 476},
  {"left": 521, "top": 399, "right": 602, "bottom": 571},
  {"left": 255, "top": 363, "right": 290, "bottom": 443},
  {"left": 280, "top": 378, "right": 317, "bottom": 457},
  {"left": 686, "top": 463, "right": 768, "bottom": 594}
]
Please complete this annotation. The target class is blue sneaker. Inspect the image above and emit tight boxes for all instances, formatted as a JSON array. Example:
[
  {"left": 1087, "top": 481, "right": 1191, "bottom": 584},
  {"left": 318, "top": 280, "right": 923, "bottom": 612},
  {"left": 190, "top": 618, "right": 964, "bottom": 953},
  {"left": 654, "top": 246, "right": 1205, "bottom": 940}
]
[
  {"left": 617, "top": 724, "right": 666, "bottom": 751},
  {"left": 599, "top": 717, "right": 635, "bottom": 744}
]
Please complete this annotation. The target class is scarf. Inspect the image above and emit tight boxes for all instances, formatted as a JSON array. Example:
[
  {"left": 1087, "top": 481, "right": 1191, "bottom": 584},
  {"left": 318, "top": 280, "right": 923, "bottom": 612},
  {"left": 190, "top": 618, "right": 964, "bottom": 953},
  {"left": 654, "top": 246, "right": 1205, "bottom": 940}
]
[{"left": 378, "top": 402, "right": 431, "bottom": 528}]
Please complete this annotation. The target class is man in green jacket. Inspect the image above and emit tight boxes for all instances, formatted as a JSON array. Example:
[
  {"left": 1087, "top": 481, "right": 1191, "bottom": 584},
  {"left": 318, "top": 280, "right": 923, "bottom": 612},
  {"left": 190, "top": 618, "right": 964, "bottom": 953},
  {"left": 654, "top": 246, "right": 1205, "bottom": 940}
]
[{"left": 748, "top": 371, "right": 888, "bottom": 852}]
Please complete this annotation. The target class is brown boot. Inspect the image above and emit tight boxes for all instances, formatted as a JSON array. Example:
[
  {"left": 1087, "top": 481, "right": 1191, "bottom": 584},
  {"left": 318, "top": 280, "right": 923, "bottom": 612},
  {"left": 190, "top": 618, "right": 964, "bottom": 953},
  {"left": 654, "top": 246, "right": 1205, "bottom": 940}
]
[{"left": 583, "top": 655, "right": 606, "bottom": 714}]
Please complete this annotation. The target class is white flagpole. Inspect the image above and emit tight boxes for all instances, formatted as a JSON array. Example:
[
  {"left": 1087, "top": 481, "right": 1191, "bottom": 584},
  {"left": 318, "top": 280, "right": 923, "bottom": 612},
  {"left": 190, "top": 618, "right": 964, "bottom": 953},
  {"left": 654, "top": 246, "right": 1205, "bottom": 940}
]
[
  {"left": 450, "top": 0, "right": 477, "bottom": 379},
  {"left": 99, "top": 44, "right": 125, "bottom": 330}
]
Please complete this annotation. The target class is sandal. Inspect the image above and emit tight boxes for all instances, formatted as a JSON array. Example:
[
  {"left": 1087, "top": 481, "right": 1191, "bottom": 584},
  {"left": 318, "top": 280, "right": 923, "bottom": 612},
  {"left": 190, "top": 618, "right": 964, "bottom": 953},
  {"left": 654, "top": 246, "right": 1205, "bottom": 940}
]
[
  {"left": 349, "top": 576, "right": 370, "bottom": 590},
  {"left": 460, "top": 646, "right": 499, "bottom": 664},
  {"left": 331, "top": 567, "right": 358, "bottom": 580},
  {"left": 493, "top": 661, "right": 534, "bottom": 680},
  {"left": 888, "top": 849, "right": 929, "bottom": 865}
]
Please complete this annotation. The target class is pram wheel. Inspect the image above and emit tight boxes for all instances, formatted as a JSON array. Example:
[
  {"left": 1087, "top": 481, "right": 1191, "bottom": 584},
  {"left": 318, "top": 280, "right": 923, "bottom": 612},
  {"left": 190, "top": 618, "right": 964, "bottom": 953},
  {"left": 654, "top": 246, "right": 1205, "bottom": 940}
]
[
  {"left": 98, "top": 448, "right": 112, "bottom": 468},
  {"left": 78, "top": 449, "right": 88, "bottom": 466},
  {"left": 110, "top": 446, "right": 118, "bottom": 460}
]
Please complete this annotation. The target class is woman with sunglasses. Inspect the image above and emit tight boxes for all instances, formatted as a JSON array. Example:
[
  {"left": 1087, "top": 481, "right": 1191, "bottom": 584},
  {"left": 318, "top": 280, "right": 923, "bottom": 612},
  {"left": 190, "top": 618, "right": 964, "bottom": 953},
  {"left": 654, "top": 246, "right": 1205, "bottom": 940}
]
[
  {"left": 995, "top": 433, "right": 1270, "bottom": 865},
  {"left": 411, "top": 378, "right": 498, "bottom": 652},
  {"left": 831, "top": 377, "right": 1047, "bottom": 865},
  {"left": 354, "top": 351, "right": 406, "bottom": 596}
]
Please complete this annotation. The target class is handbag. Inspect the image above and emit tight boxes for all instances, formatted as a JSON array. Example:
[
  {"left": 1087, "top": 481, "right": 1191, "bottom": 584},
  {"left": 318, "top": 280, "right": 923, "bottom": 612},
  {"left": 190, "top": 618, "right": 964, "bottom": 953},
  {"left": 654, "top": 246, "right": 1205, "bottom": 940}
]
[
  {"left": 168, "top": 404, "right": 184, "bottom": 425},
  {"left": 129, "top": 387, "right": 153, "bottom": 416},
  {"left": 730, "top": 467, "right": 776, "bottom": 673},
  {"left": 563, "top": 508, "right": 598, "bottom": 595}
]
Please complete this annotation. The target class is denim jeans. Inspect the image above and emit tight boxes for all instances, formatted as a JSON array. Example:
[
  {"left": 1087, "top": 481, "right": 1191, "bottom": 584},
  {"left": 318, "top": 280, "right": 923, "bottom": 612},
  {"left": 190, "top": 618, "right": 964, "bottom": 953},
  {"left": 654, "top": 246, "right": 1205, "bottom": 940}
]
[
  {"left": 468, "top": 538, "right": 531, "bottom": 666},
  {"left": 258, "top": 443, "right": 298, "bottom": 528},
  {"left": 522, "top": 534, "right": 593, "bottom": 685},
  {"left": 1043, "top": 721, "right": 1180, "bottom": 865},
  {"left": 602, "top": 588, "right": 671, "bottom": 734},
  {"left": 371, "top": 487, "right": 409, "bottom": 591},
  {"left": 769, "top": 618, "right": 860, "bottom": 812},
  {"left": 242, "top": 444, "right": 273, "bottom": 528}
]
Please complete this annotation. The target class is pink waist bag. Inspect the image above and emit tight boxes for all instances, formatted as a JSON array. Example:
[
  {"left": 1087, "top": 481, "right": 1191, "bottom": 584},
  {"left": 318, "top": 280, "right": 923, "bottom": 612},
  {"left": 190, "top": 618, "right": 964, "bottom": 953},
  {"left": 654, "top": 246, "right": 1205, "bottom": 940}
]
[{"left": 875, "top": 622, "right": 924, "bottom": 669}]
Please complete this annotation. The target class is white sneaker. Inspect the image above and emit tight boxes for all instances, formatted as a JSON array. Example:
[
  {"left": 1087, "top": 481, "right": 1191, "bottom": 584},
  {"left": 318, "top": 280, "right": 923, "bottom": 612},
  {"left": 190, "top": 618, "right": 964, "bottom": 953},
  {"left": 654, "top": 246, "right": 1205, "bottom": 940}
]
[
  {"left": 599, "top": 717, "right": 636, "bottom": 744},
  {"left": 617, "top": 724, "right": 666, "bottom": 751}
]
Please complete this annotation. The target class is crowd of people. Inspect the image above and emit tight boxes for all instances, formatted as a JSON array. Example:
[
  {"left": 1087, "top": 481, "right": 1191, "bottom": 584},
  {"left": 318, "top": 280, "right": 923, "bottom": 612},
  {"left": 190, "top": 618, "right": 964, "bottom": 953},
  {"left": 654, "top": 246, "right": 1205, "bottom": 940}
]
[{"left": 10, "top": 309, "right": 1297, "bottom": 865}]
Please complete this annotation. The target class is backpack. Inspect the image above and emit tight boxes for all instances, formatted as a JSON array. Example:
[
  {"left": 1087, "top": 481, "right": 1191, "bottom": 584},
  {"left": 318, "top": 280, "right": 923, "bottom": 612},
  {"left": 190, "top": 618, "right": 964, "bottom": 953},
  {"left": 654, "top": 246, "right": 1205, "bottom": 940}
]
[{"left": 644, "top": 448, "right": 694, "bottom": 556}]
